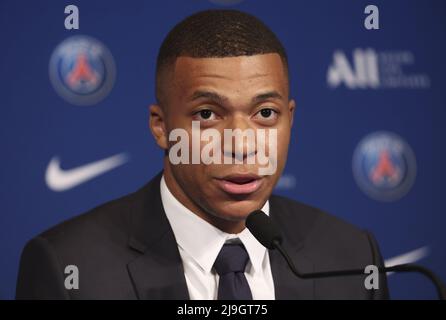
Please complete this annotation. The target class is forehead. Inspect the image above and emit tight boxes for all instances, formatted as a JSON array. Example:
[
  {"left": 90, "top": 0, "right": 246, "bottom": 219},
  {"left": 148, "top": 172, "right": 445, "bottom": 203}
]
[{"left": 170, "top": 53, "right": 288, "bottom": 98}]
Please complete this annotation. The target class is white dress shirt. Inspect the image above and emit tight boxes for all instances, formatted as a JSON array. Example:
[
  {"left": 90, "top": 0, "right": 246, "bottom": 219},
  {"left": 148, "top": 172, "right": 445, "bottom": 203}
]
[{"left": 160, "top": 175, "right": 275, "bottom": 300}]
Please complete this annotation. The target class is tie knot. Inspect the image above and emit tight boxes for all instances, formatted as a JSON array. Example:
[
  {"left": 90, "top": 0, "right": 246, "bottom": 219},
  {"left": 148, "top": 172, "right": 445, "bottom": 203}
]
[{"left": 213, "top": 243, "right": 250, "bottom": 275}]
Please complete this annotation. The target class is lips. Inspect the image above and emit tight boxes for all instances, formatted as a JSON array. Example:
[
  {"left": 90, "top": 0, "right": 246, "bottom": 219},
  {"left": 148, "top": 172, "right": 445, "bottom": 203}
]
[{"left": 216, "top": 174, "right": 263, "bottom": 195}]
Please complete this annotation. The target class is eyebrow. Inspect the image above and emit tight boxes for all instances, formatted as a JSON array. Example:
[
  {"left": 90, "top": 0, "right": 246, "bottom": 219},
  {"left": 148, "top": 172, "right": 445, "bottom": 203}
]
[
  {"left": 190, "top": 90, "right": 228, "bottom": 105},
  {"left": 189, "top": 90, "right": 283, "bottom": 105},
  {"left": 252, "top": 91, "right": 283, "bottom": 104}
]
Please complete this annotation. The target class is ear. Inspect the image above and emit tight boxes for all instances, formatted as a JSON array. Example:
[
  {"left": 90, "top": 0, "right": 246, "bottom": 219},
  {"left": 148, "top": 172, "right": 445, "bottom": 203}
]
[
  {"left": 149, "top": 104, "right": 169, "bottom": 150},
  {"left": 288, "top": 99, "right": 296, "bottom": 127}
]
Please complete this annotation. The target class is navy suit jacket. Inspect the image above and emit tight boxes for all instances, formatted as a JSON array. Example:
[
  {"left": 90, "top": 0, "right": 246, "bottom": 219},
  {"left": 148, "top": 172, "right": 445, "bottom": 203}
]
[{"left": 16, "top": 172, "right": 389, "bottom": 299}]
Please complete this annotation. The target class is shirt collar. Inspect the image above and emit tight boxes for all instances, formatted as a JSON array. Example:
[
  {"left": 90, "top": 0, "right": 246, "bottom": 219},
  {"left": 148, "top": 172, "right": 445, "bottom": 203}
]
[{"left": 160, "top": 175, "right": 269, "bottom": 274}]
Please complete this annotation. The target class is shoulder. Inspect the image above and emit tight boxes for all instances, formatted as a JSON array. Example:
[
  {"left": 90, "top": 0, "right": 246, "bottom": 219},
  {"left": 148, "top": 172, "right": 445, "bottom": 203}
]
[
  {"left": 21, "top": 179, "right": 156, "bottom": 269},
  {"left": 270, "top": 194, "right": 376, "bottom": 266},
  {"left": 16, "top": 177, "right": 163, "bottom": 299},
  {"left": 39, "top": 190, "right": 139, "bottom": 248},
  {"left": 270, "top": 194, "right": 366, "bottom": 239},
  {"left": 269, "top": 194, "right": 389, "bottom": 299}
]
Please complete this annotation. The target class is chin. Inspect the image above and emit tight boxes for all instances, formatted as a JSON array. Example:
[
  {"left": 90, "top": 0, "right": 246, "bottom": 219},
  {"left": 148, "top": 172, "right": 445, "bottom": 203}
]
[{"left": 213, "top": 199, "right": 262, "bottom": 221}]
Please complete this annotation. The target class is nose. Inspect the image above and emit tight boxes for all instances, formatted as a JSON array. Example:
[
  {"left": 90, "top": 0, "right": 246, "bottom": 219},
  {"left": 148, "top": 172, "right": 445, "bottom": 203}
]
[{"left": 223, "top": 114, "right": 257, "bottom": 164}]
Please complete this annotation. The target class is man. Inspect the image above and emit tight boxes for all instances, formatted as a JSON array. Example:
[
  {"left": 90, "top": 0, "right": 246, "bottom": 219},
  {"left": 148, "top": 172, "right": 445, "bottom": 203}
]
[{"left": 16, "top": 9, "right": 389, "bottom": 299}]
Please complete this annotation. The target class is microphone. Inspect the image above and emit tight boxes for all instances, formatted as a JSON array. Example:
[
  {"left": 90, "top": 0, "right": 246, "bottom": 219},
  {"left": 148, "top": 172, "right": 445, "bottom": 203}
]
[{"left": 246, "top": 210, "right": 446, "bottom": 300}]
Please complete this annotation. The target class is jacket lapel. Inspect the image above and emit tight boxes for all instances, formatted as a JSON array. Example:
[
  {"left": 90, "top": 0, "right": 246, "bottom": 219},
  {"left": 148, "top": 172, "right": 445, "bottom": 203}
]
[
  {"left": 269, "top": 196, "right": 315, "bottom": 299},
  {"left": 126, "top": 172, "right": 189, "bottom": 300},
  {"left": 125, "top": 173, "right": 315, "bottom": 300}
]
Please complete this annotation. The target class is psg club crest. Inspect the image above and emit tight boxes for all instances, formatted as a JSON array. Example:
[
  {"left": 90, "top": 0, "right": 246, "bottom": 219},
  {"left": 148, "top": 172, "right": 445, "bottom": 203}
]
[
  {"left": 49, "top": 35, "right": 116, "bottom": 106},
  {"left": 352, "top": 131, "right": 417, "bottom": 202}
]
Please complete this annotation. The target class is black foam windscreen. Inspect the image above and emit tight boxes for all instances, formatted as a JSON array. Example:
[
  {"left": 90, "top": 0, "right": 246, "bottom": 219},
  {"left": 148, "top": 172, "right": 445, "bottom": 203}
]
[{"left": 246, "top": 210, "right": 283, "bottom": 249}]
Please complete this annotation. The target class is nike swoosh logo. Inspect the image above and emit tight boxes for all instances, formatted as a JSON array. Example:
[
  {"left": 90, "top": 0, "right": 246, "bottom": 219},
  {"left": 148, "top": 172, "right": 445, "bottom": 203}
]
[
  {"left": 384, "top": 246, "right": 429, "bottom": 275},
  {"left": 45, "top": 153, "right": 129, "bottom": 192}
]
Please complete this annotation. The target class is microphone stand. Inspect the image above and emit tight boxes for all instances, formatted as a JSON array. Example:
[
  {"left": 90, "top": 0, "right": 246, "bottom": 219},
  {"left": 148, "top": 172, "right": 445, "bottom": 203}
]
[{"left": 273, "top": 239, "right": 446, "bottom": 300}]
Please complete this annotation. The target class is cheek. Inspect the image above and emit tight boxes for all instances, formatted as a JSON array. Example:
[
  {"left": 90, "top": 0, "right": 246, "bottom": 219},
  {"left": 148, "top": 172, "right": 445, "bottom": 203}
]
[
  {"left": 171, "top": 165, "right": 207, "bottom": 201},
  {"left": 173, "top": 163, "right": 213, "bottom": 188},
  {"left": 273, "top": 128, "right": 291, "bottom": 172},
  {"left": 276, "top": 126, "right": 291, "bottom": 150}
]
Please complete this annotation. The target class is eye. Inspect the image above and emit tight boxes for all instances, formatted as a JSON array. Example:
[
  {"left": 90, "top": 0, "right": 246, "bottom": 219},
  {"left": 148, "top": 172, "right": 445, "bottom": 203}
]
[
  {"left": 193, "top": 109, "right": 217, "bottom": 121},
  {"left": 254, "top": 108, "right": 278, "bottom": 121}
]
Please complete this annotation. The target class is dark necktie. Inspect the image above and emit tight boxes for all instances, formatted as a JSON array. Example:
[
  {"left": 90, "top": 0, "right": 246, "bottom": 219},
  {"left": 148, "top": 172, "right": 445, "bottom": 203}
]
[{"left": 213, "top": 243, "right": 253, "bottom": 300}]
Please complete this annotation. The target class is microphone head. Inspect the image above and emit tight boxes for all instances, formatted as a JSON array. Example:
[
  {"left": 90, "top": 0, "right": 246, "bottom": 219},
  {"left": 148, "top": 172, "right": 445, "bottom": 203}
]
[{"left": 246, "top": 210, "right": 283, "bottom": 249}]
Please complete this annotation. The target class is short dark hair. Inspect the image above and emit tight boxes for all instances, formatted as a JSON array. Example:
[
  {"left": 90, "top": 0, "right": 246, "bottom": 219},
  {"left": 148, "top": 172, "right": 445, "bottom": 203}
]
[{"left": 155, "top": 9, "right": 288, "bottom": 105}]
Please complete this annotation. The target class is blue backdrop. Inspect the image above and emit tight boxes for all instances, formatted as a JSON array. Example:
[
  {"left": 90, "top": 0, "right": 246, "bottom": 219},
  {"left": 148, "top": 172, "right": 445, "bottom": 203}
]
[{"left": 1, "top": 0, "right": 445, "bottom": 299}]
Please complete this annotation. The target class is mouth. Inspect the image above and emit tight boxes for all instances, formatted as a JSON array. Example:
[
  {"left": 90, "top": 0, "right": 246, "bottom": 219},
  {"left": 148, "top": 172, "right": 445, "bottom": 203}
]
[{"left": 215, "top": 173, "right": 263, "bottom": 195}]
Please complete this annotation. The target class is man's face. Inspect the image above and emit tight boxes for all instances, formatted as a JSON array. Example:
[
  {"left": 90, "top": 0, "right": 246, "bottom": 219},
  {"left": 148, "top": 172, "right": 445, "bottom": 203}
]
[{"left": 152, "top": 53, "right": 295, "bottom": 223}]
